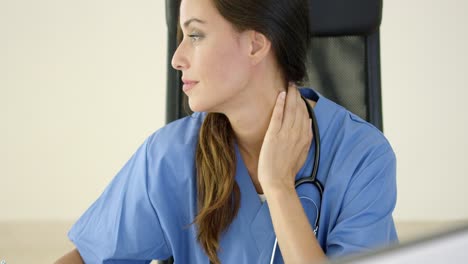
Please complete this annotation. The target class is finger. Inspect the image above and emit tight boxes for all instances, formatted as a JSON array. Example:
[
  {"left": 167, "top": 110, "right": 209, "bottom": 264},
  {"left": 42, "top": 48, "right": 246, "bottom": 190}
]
[
  {"left": 304, "top": 102, "right": 313, "bottom": 139},
  {"left": 283, "top": 83, "right": 297, "bottom": 129},
  {"left": 296, "top": 93, "right": 307, "bottom": 134},
  {"left": 298, "top": 95, "right": 309, "bottom": 135},
  {"left": 300, "top": 97, "right": 313, "bottom": 144},
  {"left": 302, "top": 115, "right": 312, "bottom": 147},
  {"left": 267, "top": 91, "right": 287, "bottom": 135}
]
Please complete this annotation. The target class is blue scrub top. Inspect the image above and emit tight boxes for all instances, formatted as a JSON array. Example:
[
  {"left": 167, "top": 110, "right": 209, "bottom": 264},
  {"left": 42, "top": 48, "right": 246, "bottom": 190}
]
[{"left": 68, "top": 87, "right": 398, "bottom": 263}]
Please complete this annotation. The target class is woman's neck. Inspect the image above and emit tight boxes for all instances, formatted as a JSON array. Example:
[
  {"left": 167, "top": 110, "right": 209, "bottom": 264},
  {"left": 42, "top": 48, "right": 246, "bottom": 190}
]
[{"left": 228, "top": 73, "right": 286, "bottom": 163}]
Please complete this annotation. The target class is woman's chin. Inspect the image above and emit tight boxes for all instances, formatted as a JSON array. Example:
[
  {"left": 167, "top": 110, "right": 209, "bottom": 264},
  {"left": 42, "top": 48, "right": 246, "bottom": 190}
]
[
  {"left": 188, "top": 100, "right": 210, "bottom": 113},
  {"left": 187, "top": 94, "right": 228, "bottom": 114}
]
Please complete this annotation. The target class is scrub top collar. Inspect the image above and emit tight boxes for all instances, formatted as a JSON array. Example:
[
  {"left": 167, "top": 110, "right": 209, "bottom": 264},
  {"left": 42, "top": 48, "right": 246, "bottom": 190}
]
[{"left": 298, "top": 87, "right": 336, "bottom": 141}]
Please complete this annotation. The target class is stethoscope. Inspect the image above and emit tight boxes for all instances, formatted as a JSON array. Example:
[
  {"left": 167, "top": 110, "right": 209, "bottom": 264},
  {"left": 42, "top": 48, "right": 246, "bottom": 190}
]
[{"left": 269, "top": 95, "right": 324, "bottom": 264}]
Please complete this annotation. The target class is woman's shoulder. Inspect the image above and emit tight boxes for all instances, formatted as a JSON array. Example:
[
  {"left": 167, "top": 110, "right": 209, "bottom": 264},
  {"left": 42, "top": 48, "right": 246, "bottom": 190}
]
[
  {"left": 300, "top": 87, "right": 391, "bottom": 153},
  {"left": 320, "top": 95, "right": 393, "bottom": 155},
  {"left": 317, "top": 95, "right": 396, "bottom": 185},
  {"left": 146, "top": 112, "right": 206, "bottom": 160},
  {"left": 317, "top": 96, "right": 397, "bottom": 207}
]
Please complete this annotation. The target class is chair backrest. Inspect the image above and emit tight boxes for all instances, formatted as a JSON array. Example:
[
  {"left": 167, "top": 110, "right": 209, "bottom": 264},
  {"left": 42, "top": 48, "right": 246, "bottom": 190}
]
[{"left": 165, "top": 0, "right": 384, "bottom": 131}]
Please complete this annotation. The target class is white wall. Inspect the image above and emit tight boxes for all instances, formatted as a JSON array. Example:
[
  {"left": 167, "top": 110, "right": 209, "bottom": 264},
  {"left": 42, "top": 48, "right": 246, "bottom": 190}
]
[
  {"left": 1, "top": 0, "right": 167, "bottom": 220},
  {"left": 381, "top": 0, "right": 468, "bottom": 221},
  {"left": 1, "top": 0, "right": 467, "bottom": 222}
]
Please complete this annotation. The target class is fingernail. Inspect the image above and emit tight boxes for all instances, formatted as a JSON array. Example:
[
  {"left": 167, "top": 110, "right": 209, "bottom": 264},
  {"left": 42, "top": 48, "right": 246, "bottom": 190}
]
[{"left": 280, "top": 91, "right": 286, "bottom": 100}]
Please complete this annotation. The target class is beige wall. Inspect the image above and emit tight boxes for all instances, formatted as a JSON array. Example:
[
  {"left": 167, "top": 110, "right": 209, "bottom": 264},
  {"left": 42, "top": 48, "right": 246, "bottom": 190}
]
[
  {"left": 1, "top": 0, "right": 167, "bottom": 220},
  {"left": 381, "top": 0, "right": 468, "bottom": 221},
  {"left": 1, "top": 0, "right": 467, "bottom": 222}
]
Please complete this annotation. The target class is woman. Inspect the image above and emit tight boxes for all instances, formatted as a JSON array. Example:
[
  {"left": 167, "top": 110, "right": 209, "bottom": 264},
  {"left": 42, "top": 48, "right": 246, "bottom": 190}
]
[{"left": 56, "top": 0, "right": 398, "bottom": 263}]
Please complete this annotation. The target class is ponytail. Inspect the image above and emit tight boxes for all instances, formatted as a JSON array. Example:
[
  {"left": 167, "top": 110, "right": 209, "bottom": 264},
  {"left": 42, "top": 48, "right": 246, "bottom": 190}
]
[{"left": 193, "top": 112, "right": 241, "bottom": 264}]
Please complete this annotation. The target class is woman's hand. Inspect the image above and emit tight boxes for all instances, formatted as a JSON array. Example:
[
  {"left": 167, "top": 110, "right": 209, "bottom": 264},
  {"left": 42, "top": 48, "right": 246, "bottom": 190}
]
[{"left": 258, "top": 83, "right": 313, "bottom": 192}]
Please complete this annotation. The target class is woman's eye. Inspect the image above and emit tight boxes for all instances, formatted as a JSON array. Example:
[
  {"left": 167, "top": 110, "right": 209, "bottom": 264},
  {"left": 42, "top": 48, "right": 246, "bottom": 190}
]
[{"left": 188, "top": 34, "right": 202, "bottom": 42}]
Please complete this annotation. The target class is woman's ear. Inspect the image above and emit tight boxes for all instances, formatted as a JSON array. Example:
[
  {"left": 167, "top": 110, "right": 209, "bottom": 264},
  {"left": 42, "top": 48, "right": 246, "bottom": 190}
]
[{"left": 245, "top": 30, "right": 271, "bottom": 66}]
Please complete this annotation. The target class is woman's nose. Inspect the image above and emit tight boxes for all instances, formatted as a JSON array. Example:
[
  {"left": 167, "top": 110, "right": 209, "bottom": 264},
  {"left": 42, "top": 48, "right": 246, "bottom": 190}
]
[{"left": 171, "top": 44, "right": 189, "bottom": 71}]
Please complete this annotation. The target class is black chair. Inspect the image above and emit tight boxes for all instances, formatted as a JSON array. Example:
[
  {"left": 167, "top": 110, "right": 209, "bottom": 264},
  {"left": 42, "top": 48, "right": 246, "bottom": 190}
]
[{"left": 161, "top": 0, "right": 383, "bottom": 262}]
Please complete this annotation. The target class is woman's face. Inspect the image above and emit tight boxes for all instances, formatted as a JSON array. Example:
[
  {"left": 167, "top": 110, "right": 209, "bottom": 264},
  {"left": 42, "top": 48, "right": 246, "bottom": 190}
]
[{"left": 171, "top": 0, "right": 252, "bottom": 113}]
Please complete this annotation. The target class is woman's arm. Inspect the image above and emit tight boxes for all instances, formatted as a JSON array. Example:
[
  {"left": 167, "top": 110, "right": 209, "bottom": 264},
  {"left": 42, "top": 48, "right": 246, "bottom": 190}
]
[
  {"left": 264, "top": 184, "right": 326, "bottom": 264},
  {"left": 65, "top": 134, "right": 172, "bottom": 262},
  {"left": 258, "top": 85, "right": 326, "bottom": 263},
  {"left": 54, "top": 248, "right": 84, "bottom": 264}
]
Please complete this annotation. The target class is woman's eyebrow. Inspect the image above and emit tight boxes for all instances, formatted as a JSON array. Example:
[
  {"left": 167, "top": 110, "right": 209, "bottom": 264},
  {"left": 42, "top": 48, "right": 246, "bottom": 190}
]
[{"left": 183, "top": 18, "right": 206, "bottom": 29}]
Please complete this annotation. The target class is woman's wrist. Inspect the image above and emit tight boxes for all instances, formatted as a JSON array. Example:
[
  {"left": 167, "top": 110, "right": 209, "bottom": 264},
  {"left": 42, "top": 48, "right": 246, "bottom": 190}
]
[{"left": 260, "top": 177, "right": 295, "bottom": 197}]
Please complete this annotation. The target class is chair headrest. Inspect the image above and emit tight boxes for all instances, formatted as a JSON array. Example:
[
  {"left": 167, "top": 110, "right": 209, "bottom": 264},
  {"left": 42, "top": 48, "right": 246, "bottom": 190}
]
[{"left": 310, "top": 0, "right": 383, "bottom": 36}]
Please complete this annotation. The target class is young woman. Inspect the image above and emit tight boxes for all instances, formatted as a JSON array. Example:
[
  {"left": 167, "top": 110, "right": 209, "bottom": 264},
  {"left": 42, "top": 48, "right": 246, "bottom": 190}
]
[{"left": 56, "top": 0, "right": 398, "bottom": 263}]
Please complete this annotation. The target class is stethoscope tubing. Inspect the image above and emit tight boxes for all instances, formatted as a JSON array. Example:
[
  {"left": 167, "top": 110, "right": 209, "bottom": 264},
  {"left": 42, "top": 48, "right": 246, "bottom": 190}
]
[{"left": 296, "top": 95, "right": 324, "bottom": 234}]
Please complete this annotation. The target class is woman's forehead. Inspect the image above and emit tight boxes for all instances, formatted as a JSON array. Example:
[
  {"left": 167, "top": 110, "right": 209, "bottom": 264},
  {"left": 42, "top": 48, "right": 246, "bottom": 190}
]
[{"left": 179, "top": 0, "right": 220, "bottom": 28}]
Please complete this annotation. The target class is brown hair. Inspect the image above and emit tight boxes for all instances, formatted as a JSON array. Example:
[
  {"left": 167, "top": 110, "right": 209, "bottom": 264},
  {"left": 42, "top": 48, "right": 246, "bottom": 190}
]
[{"left": 178, "top": 0, "right": 311, "bottom": 263}]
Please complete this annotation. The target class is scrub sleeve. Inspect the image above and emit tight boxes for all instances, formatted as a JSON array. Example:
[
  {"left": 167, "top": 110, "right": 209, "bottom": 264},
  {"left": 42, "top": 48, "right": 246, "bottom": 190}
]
[
  {"left": 68, "top": 135, "right": 172, "bottom": 263},
  {"left": 326, "top": 145, "right": 398, "bottom": 257}
]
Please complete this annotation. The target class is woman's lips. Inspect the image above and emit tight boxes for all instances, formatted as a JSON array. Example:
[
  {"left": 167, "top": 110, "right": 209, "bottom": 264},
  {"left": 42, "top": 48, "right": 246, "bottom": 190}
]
[{"left": 183, "top": 81, "right": 198, "bottom": 92}]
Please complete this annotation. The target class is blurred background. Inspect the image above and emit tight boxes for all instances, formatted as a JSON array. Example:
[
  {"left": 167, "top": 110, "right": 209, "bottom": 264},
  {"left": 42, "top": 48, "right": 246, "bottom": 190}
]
[{"left": 1, "top": 0, "right": 467, "bottom": 262}]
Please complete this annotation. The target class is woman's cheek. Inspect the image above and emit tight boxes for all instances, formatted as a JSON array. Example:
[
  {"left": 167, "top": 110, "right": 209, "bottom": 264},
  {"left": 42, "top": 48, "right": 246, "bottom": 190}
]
[{"left": 210, "top": 49, "right": 249, "bottom": 90}]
